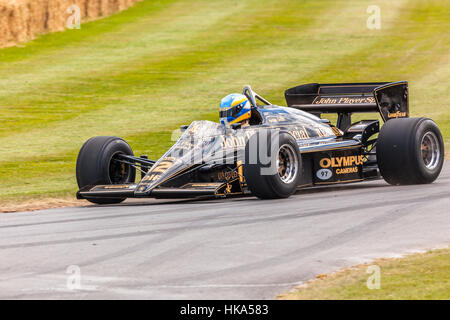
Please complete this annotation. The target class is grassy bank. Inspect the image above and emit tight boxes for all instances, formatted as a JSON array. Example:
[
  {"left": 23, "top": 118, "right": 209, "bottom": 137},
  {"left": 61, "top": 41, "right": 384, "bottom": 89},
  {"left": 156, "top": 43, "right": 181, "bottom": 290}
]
[
  {"left": 0, "top": 0, "right": 448, "bottom": 205},
  {"left": 278, "top": 247, "right": 450, "bottom": 300}
]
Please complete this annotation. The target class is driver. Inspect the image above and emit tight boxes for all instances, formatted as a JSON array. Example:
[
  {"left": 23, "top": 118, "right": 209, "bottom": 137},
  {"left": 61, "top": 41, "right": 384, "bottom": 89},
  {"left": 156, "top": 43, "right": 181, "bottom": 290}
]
[{"left": 219, "top": 93, "right": 252, "bottom": 127}]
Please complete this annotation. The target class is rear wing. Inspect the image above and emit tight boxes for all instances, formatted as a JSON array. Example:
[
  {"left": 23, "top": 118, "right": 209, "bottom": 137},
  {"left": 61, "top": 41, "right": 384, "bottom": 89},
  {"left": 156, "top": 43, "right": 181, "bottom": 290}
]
[{"left": 285, "top": 81, "right": 409, "bottom": 130}]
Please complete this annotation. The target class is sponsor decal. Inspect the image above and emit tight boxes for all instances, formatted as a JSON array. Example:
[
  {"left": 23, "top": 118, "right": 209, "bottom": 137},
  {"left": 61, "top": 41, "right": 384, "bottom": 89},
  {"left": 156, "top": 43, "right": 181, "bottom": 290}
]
[
  {"left": 102, "top": 184, "right": 136, "bottom": 190},
  {"left": 237, "top": 161, "right": 244, "bottom": 183},
  {"left": 221, "top": 134, "right": 247, "bottom": 149},
  {"left": 218, "top": 170, "right": 239, "bottom": 181},
  {"left": 387, "top": 111, "right": 407, "bottom": 118},
  {"left": 289, "top": 127, "right": 310, "bottom": 140},
  {"left": 220, "top": 126, "right": 313, "bottom": 150},
  {"left": 315, "top": 127, "right": 331, "bottom": 138},
  {"left": 319, "top": 155, "right": 364, "bottom": 169},
  {"left": 313, "top": 96, "right": 375, "bottom": 105},
  {"left": 314, "top": 150, "right": 364, "bottom": 183},
  {"left": 185, "top": 183, "right": 221, "bottom": 188},
  {"left": 336, "top": 167, "right": 359, "bottom": 174},
  {"left": 331, "top": 126, "right": 343, "bottom": 136}
]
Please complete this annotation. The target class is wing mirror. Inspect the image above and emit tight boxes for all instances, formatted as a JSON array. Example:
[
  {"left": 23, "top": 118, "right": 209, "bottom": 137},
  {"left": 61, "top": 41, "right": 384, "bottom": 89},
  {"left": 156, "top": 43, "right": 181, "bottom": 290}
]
[{"left": 319, "top": 119, "right": 331, "bottom": 125}]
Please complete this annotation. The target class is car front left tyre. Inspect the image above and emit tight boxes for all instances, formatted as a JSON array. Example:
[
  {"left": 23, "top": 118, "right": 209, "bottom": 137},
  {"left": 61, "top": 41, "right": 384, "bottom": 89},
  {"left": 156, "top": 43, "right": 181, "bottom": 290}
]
[{"left": 243, "top": 131, "right": 302, "bottom": 199}]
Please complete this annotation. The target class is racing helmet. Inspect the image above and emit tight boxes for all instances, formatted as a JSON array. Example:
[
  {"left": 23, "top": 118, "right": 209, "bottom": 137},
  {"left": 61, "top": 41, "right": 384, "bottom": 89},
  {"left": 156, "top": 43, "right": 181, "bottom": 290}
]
[{"left": 219, "top": 94, "right": 252, "bottom": 126}]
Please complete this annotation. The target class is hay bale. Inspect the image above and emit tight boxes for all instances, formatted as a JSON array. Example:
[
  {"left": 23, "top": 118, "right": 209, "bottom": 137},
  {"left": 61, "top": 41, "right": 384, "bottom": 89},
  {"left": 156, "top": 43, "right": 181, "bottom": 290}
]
[
  {"left": 25, "top": 0, "right": 49, "bottom": 37},
  {"left": 8, "top": 0, "right": 28, "bottom": 44},
  {"left": 0, "top": 0, "right": 142, "bottom": 48}
]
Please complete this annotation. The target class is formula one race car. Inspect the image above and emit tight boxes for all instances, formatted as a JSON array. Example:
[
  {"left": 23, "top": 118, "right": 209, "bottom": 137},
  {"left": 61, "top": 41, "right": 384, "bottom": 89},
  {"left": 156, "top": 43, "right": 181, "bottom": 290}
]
[{"left": 76, "top": 82, "right": 444, "bottom": 204}]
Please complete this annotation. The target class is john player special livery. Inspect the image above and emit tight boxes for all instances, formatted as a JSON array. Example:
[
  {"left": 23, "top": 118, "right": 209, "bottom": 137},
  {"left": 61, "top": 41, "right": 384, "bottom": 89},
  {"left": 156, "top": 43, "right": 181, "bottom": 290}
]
[{"left": 76, "top": 83, "right": 444, "bottom": 204}]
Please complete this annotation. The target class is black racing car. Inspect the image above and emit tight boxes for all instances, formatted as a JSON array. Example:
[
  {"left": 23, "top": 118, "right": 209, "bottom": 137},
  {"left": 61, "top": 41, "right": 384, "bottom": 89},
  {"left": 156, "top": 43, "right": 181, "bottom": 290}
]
[{"left": 76, "top": 83, "right": 444, "bottom": 204}]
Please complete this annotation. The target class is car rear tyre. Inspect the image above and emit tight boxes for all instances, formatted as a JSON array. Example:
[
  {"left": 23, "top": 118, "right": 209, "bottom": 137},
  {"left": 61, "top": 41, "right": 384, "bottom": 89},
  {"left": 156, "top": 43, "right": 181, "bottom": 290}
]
[
  {"left": 76, "top": 136, "right": 136, "bottom": 204},
  {"left": 376, "top": 117, "right": 444, "bottom": 185},
  {"left": 243, "top": 131, "right": 302, "bottom": 199}
]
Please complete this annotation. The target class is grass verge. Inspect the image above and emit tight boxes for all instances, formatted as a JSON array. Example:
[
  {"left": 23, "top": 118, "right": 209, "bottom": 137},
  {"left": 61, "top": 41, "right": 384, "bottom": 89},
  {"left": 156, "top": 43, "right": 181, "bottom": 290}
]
[{"left": 278, "top": 247, "right": 450, "bottom": 300}]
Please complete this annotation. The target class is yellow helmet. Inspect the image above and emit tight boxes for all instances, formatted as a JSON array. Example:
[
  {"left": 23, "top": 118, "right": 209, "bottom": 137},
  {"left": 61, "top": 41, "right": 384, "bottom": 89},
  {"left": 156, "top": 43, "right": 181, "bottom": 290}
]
[{"left": 219, "top": 94, "right": 251, "bottom": 126}]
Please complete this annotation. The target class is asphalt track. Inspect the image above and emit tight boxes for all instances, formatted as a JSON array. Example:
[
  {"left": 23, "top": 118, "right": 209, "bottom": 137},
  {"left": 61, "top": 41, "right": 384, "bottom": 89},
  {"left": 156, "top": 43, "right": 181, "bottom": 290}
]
[{"left": 0, "top": 163, "right": 449, "bottom": 299}]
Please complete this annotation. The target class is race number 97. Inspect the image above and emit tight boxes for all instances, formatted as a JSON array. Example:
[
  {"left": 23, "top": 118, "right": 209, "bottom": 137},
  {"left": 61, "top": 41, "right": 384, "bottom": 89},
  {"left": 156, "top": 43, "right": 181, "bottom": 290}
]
[{"left": 316, "top": 168, "right": 332, "bottom": 180}]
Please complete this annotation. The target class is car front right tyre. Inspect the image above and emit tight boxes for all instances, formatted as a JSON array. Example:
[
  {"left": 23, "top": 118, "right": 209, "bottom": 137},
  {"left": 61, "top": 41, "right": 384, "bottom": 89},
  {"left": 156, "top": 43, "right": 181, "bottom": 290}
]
[{"left": 76, "top": 136, "right": 136, "bottom": 204}]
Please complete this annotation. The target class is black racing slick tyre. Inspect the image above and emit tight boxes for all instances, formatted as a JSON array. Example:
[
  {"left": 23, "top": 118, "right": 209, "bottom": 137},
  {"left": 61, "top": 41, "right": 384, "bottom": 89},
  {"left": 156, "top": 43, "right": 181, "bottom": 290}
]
[
  {"left": 376, "top": 117, "right": 444, "bottom": 185},
  {"left": 76, "top": 136, "right": 136, "bottom": 204},
  {"left": 243, "top": 131, "right": 302, "bottom": 199}
]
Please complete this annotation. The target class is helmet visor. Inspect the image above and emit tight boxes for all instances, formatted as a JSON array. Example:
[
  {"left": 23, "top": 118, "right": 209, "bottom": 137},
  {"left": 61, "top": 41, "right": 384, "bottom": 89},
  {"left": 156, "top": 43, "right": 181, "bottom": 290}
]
[{"left": 220, "top": 103, "right": 244, "bottom": 119}]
